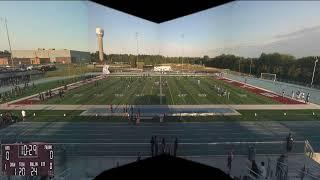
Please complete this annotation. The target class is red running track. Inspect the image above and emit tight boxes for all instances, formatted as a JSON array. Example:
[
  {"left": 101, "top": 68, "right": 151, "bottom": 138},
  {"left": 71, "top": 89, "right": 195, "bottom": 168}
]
[
  {"left": 217, "top": 77, "right": 304, "bottom": 104},
  {"left": 10, "top": 99, "right": 39, "bottom": 105}
]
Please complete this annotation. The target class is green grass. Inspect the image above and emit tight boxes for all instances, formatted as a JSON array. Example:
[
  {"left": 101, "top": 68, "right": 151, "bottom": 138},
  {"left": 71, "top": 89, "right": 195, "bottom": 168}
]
[
  {"left": 44, "top": 64, "right": 100, "bottom": 78},
  {"left": 44, "top": 76, "right": 278, "bottom": 105},
  {"left": 0, "top": 77, "right": 84, "bottom": 103},
  {"left": 2, "top": 109, "right": 319, "bottom": 122}
]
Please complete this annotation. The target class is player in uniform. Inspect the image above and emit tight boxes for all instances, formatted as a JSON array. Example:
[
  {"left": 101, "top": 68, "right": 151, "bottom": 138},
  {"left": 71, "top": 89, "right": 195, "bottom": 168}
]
[{"left": 21, "top": 110, "right": 26, "bottom": 121}]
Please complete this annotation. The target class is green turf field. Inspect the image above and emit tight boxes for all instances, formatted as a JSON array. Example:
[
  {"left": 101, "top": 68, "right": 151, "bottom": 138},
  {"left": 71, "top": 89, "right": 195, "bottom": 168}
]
[
  {"left": 0, "top": 77, "right": 84, "bottom": 103},
  {"left": 44, "top": 64, "right": 100, "bottom": 78},
  {"left": 43, "top": 76, "right": 278, "bottom": 105}
]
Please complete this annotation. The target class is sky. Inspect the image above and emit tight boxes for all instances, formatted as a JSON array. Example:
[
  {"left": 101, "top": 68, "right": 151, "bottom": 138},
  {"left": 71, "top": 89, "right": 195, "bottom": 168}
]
[
  {"left": 0, "top": 1, "right": 89, "bottom": 52},
  {"left": 1, "top": 1, "right": 320, "bottom": 58}
]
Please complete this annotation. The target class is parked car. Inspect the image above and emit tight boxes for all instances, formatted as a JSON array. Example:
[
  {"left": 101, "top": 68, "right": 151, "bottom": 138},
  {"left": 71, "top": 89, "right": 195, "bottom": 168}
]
[{"left": 26, "top": 66, "right": 33, "bottom": 70}]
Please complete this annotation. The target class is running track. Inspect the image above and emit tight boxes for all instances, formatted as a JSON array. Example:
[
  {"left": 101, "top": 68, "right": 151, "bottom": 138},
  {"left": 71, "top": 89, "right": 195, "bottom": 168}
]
[
  {"left": 217, "top": 77, "right": 304, "bottom": 104},
  {"left": 1, "top": 121, "right": 319, "bottom": 156}
]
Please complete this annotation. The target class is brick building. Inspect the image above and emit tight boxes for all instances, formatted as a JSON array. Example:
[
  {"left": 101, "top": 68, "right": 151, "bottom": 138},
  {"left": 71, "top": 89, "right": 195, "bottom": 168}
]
[{"left": 11, "top": 49, "right": 90, "bottom": 65}]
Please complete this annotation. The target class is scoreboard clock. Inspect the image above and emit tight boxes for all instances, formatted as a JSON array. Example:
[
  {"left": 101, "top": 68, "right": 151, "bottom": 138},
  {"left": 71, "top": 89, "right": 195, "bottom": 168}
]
[{"left": 2, "top": 143, "right": 54, "bottom": 176}]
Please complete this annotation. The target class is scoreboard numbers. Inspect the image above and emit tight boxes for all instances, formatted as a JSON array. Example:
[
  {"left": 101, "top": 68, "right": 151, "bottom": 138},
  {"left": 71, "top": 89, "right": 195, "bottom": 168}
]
[
  {"left": 19, "top": 167, "right": 25, "bottom": 176},
  {"left": 31, "top": 167, "right": 38, "bottom": 176},
  {"left": 5, "top": 151, "right": 9, "bottom": 160},
  {"left": 50, "top": 150, "right": 53, "bottom": 160}
]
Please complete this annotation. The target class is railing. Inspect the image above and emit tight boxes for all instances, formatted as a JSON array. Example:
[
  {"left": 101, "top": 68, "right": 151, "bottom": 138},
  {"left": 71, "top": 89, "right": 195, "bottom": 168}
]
[
  {"left": 245, "top": 167, "right": 265, "bottom": 180},
  {"left": 223, "top": 69, "right": 320, "bottom": 89},
  {"left": 305, "top": 140, "right": 315, "bottom": 160},
  {"left": 267, "top": 153, "right": 320, "bottom": 180},
  {"left": 53, "top": 168, "right": 71, "bottom": 180},
  {"left": 296, "top": 168, "right": 320, "bottom": 180}
]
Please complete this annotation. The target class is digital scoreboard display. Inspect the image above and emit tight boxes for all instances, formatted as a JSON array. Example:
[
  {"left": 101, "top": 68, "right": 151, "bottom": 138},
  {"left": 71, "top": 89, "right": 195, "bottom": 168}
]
[{"left": 2, "top": 143, "right": 54, "bottom": 176}]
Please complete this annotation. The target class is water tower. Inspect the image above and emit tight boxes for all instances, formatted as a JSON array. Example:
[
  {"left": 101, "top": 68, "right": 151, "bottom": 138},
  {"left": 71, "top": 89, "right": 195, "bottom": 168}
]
[{"left": 96, "top": 27, "right": 104, "bottom": 62}]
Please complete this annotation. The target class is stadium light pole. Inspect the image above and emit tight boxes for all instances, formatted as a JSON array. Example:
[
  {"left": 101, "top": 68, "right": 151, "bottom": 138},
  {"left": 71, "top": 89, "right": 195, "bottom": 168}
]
[
  {"left": 249, "top": 58, "right": 252, "bottom": 76},
  {"left": 181, "top": 34, "right": 184, "bottom": 72},
  {"left": 1, "top": 17, "right": 13, "bottom": 67},
  {"left": 311, "top": 57, "right": 319, "bottom": 86},
  {"left": 238, "top": 58, "right": 241, "bottom": 74},
  {"left": 136, "top": 32, "right": 139, "bottom": 67}
]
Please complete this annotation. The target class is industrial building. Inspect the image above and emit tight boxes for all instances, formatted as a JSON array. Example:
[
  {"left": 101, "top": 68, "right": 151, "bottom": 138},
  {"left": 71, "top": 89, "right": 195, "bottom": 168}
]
[
  {"left": 10, "top": 49, "right": 90, "bottom": 65},
  {"left": 0, "top": 54, "right": 10, "bottom": 66}
]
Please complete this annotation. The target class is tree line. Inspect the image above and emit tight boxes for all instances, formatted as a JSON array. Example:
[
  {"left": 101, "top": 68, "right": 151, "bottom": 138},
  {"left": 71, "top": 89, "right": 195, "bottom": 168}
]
[
  {"left": 0, "top": 50, "right": 10, "bottom": 57},
  {"left": 203, "top": 53, "right": 320, "bottom": 86},
  {"left": 1, "top": 50, "right": 318, "bottom": 86},
  {"left": 90, "top": 51, "right": 204, "bottom": 67}
]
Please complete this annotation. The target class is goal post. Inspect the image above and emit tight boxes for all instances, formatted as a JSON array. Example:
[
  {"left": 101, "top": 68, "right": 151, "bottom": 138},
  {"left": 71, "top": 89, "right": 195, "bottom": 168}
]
[{"left": 260, "top": 73, "right": 277, "bottom": 81}]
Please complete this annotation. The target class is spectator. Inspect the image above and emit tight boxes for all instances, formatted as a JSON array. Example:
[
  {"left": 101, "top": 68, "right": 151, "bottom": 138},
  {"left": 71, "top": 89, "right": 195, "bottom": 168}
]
[
  {"left": 259, "top": 161, "right": 267, "bottom": 179},
  {"left": 137, "top": 152, "right": 141, "bottom": 161},
  {"left": 154, "top": 136, "right": 158, "bottom": 156},
  {"left": 306, "top": 93, "right": 310, "bottom": 103},
  {"left": 276, "top": 154, "right": 286, "bottom": 180},
  {"left": 150, "top": 136, "right": 155, "bottom": 157},
  {"left": 286, "top": 133, "right": 294, "bottom": 152},
  {"left": 21, "top": 110, "right": 26, "bottom": 121},
  {"left": 173, "top": 137, "right": 178, "bottom": 157},
  {"left": 248, "top": 145, "right": 256, "bottom": 161},
  {"left": 227, "top": 150, "right": 234, "bottom": 175},
  {"left": 161, "top": 138, "right": 166, "bottom": 154},
  {"left": 251, "top": 160, "right": 260, "bottom": 178}
]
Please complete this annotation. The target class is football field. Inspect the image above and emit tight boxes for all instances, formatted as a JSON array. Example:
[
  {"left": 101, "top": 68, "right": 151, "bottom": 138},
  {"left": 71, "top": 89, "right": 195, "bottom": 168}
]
[{"left": 43, "top": 76, "right": 278, "bottom": 105}]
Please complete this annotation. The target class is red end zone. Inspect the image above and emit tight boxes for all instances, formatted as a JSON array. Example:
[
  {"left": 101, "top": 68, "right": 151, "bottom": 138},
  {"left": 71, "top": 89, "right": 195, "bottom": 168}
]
[{"left": 217, "top": 77, "right": 304, "bottom": 104}]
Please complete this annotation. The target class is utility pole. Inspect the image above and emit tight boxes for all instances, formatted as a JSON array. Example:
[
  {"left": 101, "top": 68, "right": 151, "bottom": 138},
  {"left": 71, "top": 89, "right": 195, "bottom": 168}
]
[
  {"left": 136, "top": 32, "right": 139, "bottom": 68},
  {"left": 311, "top": 57, "right": 318, "bottom": 87},
  {"left": 1, "top": 17, "right": 13, "bottom": 67},
  {"left": 160, "top": 72, "right": 162, "bottom": 104}
]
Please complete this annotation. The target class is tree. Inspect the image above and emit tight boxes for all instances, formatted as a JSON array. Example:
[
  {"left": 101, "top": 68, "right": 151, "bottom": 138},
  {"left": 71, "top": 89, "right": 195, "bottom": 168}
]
[{"left": 204, "top": 52, "right": 320, "bottom": 86}]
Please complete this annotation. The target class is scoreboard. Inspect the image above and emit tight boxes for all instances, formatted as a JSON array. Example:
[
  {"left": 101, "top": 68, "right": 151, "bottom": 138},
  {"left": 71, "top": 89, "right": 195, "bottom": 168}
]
[{"left": 2, "top": 143, "right": 54, "bottom": 176}]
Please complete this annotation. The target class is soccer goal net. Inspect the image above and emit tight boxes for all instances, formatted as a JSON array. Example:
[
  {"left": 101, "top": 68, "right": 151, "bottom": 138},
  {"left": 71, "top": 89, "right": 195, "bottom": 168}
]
[{"left": 260, "top": 73, "right": 277, "bottom": 81}]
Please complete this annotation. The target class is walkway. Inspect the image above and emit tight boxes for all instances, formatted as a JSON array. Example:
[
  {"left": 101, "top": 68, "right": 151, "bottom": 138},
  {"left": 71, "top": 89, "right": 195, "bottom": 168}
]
[{"left": 1, "top": 104, "right": 319, "bottom": 111}]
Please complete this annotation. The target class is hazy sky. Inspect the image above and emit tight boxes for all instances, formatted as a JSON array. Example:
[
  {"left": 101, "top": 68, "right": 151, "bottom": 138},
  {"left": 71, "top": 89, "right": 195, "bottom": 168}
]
[
  {"left": 1, "top": 1, "right": 320, "bottom": 58},
  {"left": 0, "top": 1, "right": 89, "bottom": 52}
]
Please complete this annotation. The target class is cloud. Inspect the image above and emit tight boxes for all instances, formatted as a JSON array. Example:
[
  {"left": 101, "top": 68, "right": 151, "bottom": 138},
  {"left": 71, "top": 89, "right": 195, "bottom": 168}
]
[
  {"left": 274, "top": 25, "right": 320, "bottom": 39},
  {"left": 206, "top": 25, "right": 320, "bottom": 58}
]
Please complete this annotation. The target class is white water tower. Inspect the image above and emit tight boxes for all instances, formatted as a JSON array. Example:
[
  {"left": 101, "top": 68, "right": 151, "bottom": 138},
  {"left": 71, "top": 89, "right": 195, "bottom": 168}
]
[{"left": 96, "top": 27, "right": 104, "bottom": 62}]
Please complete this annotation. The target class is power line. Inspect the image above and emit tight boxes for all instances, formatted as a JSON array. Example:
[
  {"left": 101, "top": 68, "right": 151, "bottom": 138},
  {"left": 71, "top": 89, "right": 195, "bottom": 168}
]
[{"left": 1, "top": 17, "right": 13, "bottom": 67}]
